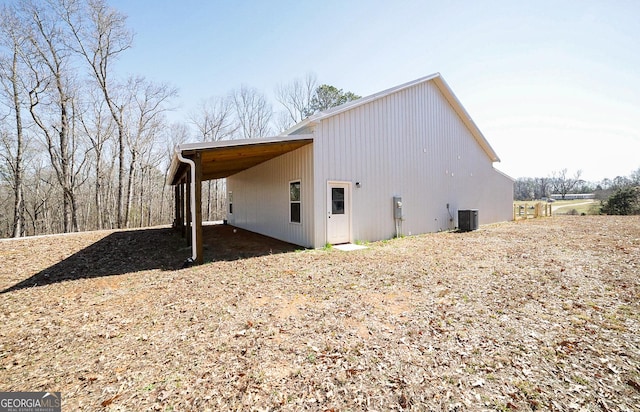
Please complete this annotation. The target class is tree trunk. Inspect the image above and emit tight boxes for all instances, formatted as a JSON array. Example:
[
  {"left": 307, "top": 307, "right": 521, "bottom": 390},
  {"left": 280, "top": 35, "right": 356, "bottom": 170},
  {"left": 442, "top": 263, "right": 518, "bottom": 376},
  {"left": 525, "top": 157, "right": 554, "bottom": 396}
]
[
  {"left": 138, "top": 166, "right": 145, "bottom": 227},
  {"left": 124, "top": 153, "right": 136, "bottom": 228},
  {"left": 105, "top": 152, "right": 117, "bottom": 229},
  {"left": 70, "top": 187, "right": 79, "bottom": 232},
  {"left": 95, "top": 156, "right": 102, "bottom": 230},
  {"left": 10, "top": 45, "right": 25, "bottom": 237},
  {"left": 58, "top": 77, "right": 72, "bottom": 233},
  {"left": 118, "top": 123, "right": 125, "bottom": 228},
  {"left": 159, "top": 169, "right": 167, "bottom": 224},
  {"left": 12, "top": 186, "right": 24, "bottom": 237}
]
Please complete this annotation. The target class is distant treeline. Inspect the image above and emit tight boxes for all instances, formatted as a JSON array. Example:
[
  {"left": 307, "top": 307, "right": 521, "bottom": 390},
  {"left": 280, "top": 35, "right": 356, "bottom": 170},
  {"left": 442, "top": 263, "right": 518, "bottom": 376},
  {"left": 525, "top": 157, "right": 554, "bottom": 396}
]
[
  {"left": 514, "top": 168, "right": 640, "bottom": 215},
  {"left": 514, "top": 168, "right": 640, "bottom": 201}
]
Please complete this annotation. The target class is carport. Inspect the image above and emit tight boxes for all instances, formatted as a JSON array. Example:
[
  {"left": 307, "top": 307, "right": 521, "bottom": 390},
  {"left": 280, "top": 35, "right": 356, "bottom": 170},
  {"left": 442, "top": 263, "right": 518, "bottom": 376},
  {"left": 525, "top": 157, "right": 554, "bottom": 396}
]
[{"left": 166, "top": 135, "right": 313, "bottom": 264}]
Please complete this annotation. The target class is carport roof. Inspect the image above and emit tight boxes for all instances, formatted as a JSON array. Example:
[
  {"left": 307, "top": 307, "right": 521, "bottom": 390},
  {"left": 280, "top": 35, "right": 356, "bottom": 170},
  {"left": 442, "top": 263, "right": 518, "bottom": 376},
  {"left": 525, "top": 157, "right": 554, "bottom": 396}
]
[{"left": 167, "top": 135, "right": 313, "bottom": 185}]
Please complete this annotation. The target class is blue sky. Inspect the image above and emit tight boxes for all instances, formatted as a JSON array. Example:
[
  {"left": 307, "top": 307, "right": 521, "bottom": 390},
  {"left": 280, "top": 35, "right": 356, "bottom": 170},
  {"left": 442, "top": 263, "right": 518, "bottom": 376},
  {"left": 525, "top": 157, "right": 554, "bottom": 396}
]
[{"left": 110, "top": 0, "right": 640, "bottom": 182}]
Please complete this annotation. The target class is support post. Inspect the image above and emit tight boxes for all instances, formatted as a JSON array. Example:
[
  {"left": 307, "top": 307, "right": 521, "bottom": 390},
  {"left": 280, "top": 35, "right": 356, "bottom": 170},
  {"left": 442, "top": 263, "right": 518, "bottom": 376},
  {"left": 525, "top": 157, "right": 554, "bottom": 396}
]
[
  {"left": 180, "top": 181, "right": 186, "bottom": 237},
  {"left": 174, "top": 184, "right": 181, "bottom": 230},
  {"left": 194, "top": 152, "right": 203, "bottom": 265},
  {"left": 185, "top": 174, "right": 192, "bottom": 245}
]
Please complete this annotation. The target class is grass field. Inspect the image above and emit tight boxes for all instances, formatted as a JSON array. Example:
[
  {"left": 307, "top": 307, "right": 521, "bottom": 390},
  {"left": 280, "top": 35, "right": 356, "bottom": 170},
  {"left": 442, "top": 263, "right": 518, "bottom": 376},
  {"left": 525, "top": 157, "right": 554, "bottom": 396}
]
[
  {"left": 551, "top": 199, "right": 600, "bottom": 215},
  {"left": 514, "top": 199, "right": 600, "bottom": 216}
]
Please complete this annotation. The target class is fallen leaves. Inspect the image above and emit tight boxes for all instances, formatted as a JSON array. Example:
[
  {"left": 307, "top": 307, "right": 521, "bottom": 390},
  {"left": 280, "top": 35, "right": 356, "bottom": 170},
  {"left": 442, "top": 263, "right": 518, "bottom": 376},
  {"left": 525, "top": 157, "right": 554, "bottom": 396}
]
[
  {"left": 627, "top": 378, "right": 640, "bottom": 393},
  {"left": 0, "top": 216, "right": 639, "bottom": 410},
  {"left": 100, "top": 393, "right": 121, "bottom": 407}
]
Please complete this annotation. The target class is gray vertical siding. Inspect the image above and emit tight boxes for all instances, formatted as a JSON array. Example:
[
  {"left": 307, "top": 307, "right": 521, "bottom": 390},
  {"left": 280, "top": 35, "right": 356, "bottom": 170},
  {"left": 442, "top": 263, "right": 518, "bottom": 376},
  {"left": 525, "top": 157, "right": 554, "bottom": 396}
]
[
  {"left": 227, "top": 144, "right": 314, "bottom": 247},
  {"left": 313, "top": 80, "right": 513, "bottom": 245},
  {"left": 228, "top": 77, "right": 512, "bottom": 249}
]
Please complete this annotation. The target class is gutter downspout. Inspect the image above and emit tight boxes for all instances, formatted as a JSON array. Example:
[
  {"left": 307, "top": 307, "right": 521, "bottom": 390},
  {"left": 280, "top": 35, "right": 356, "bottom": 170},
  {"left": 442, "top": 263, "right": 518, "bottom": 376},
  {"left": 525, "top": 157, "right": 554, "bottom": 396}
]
[{"left": 176, "top": 149, "right": 197, "bottom": 264}]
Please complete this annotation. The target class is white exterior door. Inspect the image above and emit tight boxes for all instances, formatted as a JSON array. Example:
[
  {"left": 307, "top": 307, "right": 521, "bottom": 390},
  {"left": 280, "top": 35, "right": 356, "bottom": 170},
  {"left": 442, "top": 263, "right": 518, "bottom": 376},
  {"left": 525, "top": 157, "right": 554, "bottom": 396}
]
[{"left": 327, "top": 182, "right": 351, "bottom": 244}]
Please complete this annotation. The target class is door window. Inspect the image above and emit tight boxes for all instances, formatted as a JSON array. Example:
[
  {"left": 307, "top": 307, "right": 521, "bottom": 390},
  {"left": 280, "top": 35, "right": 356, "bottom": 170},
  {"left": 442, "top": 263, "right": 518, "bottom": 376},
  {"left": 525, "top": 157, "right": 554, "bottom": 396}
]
[{"left": 331, "top": 188, "right": 345, "bottom": 214}]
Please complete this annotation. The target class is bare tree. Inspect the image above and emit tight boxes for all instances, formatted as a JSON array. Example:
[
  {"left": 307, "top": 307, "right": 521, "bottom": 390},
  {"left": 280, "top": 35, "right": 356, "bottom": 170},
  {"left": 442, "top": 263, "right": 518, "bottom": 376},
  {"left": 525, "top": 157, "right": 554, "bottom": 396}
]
[
  {"left": 612, "top": 175, "right": 631, "bottom": 190},
  {"left": 22, "top": 153, "right": 57, "bottom": 235},
  {"left": 23, "top": 0, "right": 88, "bottom": 233},
  {"left": 630, "top": 167, "right": 640, "bottom": 186},
  {"left": 123, "top": 76, "right": 176, "bottom": 227},
  {"left": 61, "top": 0, "right": 133, "bottom": 228},
  {"left": 190, "top": 96, "right": 236, "bottom": 220},
  {"left": 189, "top": 96, "right": 236, "bottom": 142},
  {"left": 159, "top": 121, "right": 190, "bottom": 223},
  {"left": 0, "top": 0, "right": 184, "bottom": 237},
  {"left": 535, "top": 177, "right": 551, "bottom": 199},
  {"left": 551, "top": 169, "right": 583, "bottom": 200},
  {"left": 0, "top": 182, "right": 11, "bottom": 236},
  {"left": 163, "top": 122, "right": 190, "bottom": 172},
  {"left": 231, "top": 85, "right": 272, "bottom": 138},
  {"left": 78, "top": 87, "right": 113, "bottom": 229},
  {"left": 0, "top": 4, "right": 27, "bottom": 237},
  {"left": 273, "top": 111, "right": 294, "bottom": 135},
  {"left": 274, "top": 72, "right": 317, "bottom": 129},
  {"left": 101, "top": 137, "right": 119, "bottom": 228}
]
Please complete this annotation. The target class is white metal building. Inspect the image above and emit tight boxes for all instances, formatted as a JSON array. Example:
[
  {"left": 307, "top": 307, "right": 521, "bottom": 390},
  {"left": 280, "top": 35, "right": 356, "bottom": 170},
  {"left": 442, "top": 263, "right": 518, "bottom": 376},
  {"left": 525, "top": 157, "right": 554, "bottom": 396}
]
[{"left": 168, "top": 73, "right": 514, "bottom": 261}]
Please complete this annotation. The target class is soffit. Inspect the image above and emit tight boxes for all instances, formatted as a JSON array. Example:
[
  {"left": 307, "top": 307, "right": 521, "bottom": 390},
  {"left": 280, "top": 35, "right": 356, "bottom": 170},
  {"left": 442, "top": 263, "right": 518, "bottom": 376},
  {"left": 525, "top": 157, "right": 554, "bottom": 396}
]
[{"left": 168, "top": 136, "right": 313, "bottom": 185}]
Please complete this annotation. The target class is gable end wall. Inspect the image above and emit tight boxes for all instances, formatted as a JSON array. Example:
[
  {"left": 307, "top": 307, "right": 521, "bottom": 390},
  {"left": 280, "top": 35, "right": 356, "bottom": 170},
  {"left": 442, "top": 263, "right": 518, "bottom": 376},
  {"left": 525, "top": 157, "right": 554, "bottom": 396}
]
[{"left": 312, "top": 80, "right": 513, "bottom": 246}]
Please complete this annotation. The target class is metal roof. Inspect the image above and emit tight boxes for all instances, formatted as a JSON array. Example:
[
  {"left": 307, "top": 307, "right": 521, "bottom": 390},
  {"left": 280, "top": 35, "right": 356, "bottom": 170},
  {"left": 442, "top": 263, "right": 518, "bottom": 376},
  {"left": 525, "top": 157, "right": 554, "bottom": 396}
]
[
  {"left": 167, "top": 135, "right": 313, "bottom": 185},
  {"left": 284, "top": 72, "right": 500, "bottom": 162},
  {"left": 167, "top": 73, "right": 500, "bottom": 186}
]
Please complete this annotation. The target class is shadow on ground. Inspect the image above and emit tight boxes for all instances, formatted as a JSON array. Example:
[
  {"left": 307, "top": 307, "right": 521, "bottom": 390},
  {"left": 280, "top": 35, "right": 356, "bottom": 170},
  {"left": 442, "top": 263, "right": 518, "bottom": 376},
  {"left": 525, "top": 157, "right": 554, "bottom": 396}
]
[{"left": 1, "top": 224, "right": 300, "bottom": 294}]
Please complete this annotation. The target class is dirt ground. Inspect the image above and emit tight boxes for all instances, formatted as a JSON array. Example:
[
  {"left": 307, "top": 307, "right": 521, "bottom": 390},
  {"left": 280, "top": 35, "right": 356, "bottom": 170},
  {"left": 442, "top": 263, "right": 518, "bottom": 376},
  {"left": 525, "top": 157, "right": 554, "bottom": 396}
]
[{"left": 1, "top": 216, "right": 639, "bottom": 411}]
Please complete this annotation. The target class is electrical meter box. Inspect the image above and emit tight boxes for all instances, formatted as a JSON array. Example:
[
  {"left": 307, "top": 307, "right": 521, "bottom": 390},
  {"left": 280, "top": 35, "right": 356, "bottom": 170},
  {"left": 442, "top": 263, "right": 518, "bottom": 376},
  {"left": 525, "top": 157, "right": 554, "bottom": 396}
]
[{"left": 393, "top": 196, "right": 403, "bottom": 219}]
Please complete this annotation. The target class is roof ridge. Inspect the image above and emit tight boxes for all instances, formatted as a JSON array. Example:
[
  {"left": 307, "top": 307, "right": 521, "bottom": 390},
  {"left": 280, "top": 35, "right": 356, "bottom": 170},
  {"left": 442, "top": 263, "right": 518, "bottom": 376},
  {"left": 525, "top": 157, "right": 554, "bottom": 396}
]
[
  {"left": 284, "top": 73, "right": 442, "bottom": 134},
  {"left": 284, "top": 72, "right": 500, "bottom": 163}
]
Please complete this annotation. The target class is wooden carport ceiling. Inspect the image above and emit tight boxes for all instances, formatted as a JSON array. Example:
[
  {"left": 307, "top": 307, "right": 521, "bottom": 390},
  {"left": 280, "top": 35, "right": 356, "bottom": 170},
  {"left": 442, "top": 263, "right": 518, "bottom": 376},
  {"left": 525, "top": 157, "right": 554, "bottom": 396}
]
[
  {"left": 169, "top": 136, "right": 313, "bottom": 184},
  {"left": 196, "top": 139, "right": 312, "bottom": 180}
]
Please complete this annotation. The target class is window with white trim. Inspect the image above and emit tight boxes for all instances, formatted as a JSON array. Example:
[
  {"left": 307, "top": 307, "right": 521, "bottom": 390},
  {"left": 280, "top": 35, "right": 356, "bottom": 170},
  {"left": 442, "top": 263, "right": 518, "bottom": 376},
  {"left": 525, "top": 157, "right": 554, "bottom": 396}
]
[{"left": 289, "top": 181, "right": 301, "bottom": 223}]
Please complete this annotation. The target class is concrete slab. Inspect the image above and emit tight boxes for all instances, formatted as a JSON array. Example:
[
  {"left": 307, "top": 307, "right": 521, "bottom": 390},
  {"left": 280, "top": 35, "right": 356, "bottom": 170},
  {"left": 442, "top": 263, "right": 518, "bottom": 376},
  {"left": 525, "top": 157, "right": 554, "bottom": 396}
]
[{"left": 333, "top": 243, "right": 368, "bottom": 251}]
